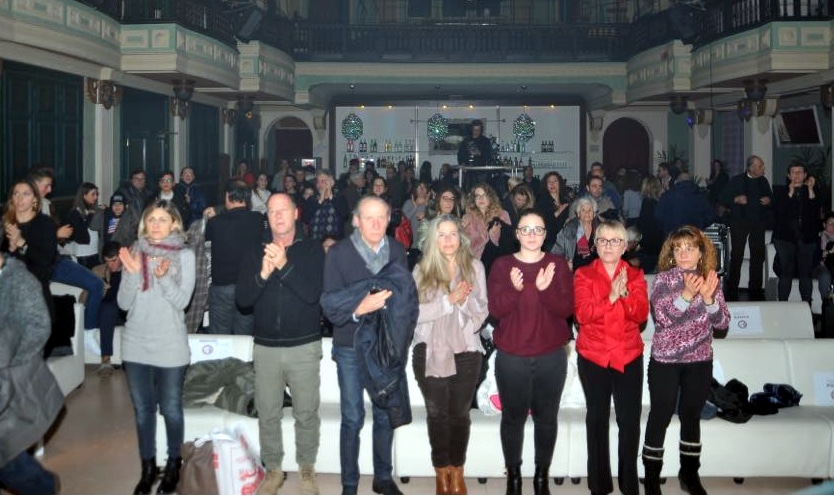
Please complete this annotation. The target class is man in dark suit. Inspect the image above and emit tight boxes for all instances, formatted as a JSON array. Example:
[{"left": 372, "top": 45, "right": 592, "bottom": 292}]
[{"left": 457, "top": 119, "right": 493, "bottom": 192}]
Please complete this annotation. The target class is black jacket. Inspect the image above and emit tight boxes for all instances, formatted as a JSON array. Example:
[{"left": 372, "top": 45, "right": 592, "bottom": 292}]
[
  {"left": 205, "top": 207, "right": 267, "bottom": 285},
  {"left": 772, "top": 184, "right": 821, "bottom": 244},
  {"left": 320, "top": 260, "right": 418, "bottom": 428},
  {"left": 236, "top": 236, "right": 324, "bottom": 348},
  {"left": 721, "top": 173, "right": 774, "bottom": 224}
]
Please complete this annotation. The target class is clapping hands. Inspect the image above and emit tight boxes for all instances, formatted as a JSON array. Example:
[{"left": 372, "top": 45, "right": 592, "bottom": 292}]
[
  {"left": 682, "top": 270, "right": 719, "bottom": 304},
  {"left": 449, "top": 281, "right": 473, "bottom": 305},
  {"left": 609, "top": 267, "right": 628, "bottom": 303}
]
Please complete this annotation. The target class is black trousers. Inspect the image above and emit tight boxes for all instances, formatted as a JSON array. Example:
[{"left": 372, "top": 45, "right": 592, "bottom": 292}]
[
  {"left": 728, "top": 219, "right": 766, "bottom": 293},
  {"left": 644, "top": 359, "right": 712, "bottom": 448},
  {"left": 774, "top": 239, "right": 816, "bottom": 302},
  {"left": 577, "top": 354, "right": 643, "bottom": 495},
  {"left": 495, "top": 347, "right": 567, "bottom": 469},
  {"left": 412, "top": 343, "right": 483, "bottom": 468}
]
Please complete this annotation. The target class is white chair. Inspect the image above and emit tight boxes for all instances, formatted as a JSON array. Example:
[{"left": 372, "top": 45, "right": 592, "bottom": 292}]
[{"left": 47, "top": 282, "right": 86, "bottom": 396}]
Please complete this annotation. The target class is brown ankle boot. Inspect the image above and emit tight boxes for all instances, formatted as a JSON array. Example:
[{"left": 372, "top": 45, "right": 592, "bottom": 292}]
[
  {"left": 449, "top": 465, "right": 467, "bottom": 495},
  {"left": 434, "top": 466, "right": 451, "bottom": 495}
]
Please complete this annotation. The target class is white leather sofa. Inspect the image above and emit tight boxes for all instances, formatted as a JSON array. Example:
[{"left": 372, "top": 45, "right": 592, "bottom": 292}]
[
  {"left": 47, "top": 281, "right": 86, "bottom": 396},
  {"left": 156, "top": 335, "right": 377, "bottom": 475},
  {"left": 166, "top": 301, "right": 829, "bottom": 487},
  {"left": 765, "top": 242, "right": 824, "bottom": 315}
]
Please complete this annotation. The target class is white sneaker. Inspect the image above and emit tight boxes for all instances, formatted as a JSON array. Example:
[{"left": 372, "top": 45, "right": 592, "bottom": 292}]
[
  {"left": 299, "top": 466, "right": 319, "bottom": 495},
  {"left": 84, "top": 329, "right": 101, "bottom": 357}
]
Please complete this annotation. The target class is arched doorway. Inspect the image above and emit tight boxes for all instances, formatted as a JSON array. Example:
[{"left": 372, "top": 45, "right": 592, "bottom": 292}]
[
  {"left": 267, "top": 116, "right": 313, "bottom": 173},
  {"left": 602, "top": 117, "right": 651, "bottom": 178}
]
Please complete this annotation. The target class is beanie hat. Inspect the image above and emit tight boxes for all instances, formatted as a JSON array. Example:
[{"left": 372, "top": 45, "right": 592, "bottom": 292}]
[{"left": 110, "top": 193, "right": 125, "bottom": 205}]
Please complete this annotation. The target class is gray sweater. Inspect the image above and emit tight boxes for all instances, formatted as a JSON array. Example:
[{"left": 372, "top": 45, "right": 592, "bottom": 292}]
[{"left": 117, "top": 248, "right": 196, "bottom": 367}]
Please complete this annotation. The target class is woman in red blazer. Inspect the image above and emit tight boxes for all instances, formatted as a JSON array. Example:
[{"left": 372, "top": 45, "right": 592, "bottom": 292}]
[{"left": 574, "top": 219, "right": 649, "bottom": 495}]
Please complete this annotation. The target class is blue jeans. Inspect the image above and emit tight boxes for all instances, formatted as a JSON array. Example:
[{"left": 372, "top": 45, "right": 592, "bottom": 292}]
[
  {"left": 208, "top": 284, "right": 253, "bottom": 335},
  {"left": 99, "top": 299, "right": 125, "bottom": 357},
  {"left": 52, "top": 257, "right": 104, "bottom": 330},
  {"left": 123, "top": 361, "right": 187, "bottom": 460},
  {"left": 0, "top": 449, "right": 57, "bottom": 494},
  {"left": 332, "top": 345, "right": 394, "bottom": 488}
]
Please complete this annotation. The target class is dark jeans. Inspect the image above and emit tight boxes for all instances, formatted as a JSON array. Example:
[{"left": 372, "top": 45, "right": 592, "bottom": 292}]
[
  {"left": 412, "top": 343, "right": 482, "bottom": 468},
  {"left": 207, "top": 284, "right": 253, "bottom": 335},
  {"left": 774, "top": 239, "right": 816, "bottom": 302},
  {"left": 123, "top": 361, "right": 187, "bottom": 460},
  {"left": 644, "top": 359, "right": 712, "bottom": 448},
  {"left": 0, "top": 450, "right": 57, "bottom": 494},
  {"left": 332, "top": 345, "right": 394, "bottom": 489},
  {"left": 727, "top": 219, "right": 766, "bottom": 294},
  {"left": 494, "top": 347, "right": 567, "bottom": 469},
  {"left": 76, "top": 254, "right": 99, "bottom": 269},
  {"left": 52, "top": 257, "right": 104, "bottom": 330},
  {"left": 577, "top": 354, "right": 643, "bottom": 495},
  {"left": 99, "top": 299, "right": 125, "bottom": 357}
]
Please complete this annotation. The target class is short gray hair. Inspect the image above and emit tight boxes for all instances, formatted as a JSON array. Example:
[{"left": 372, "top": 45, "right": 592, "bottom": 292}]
[{"left": 573, "top": 196, "right": 598, "bottom": 216}]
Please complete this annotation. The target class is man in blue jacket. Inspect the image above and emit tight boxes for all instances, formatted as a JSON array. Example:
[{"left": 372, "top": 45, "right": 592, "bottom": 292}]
[
  {"left": 321, "top": 195, "right": 415, "bottom": 495},
  {"left": 236, "top": 193, "right": 325, "bottom": 495},
  {"left": 656, "top": 172, "right": 716, "bottom": 237}
]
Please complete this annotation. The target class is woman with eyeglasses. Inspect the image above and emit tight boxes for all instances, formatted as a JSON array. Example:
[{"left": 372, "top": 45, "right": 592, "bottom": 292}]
[
  {"left": 574, "top": 219, "right": 649, "bottom": 496},
  {"left": 641, "top": 226, "right": 729, "bottom": 495},
  {"left": 552, "top": 196, "right": 600, "bottom": 271},
  {"left": 416, "top": 186, "right": 463, "bottom": 251},
  {"left": 412, "top": 214, "right": 489, "bottom": 495},
  {"left": 487, "top": 209, "right": 574, "bottom": 495}
]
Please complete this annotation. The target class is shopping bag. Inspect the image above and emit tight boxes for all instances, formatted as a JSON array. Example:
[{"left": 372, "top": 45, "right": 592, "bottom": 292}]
[
  {"left": 177, "top": 435, "right": 219, "bottom": 494},
  {"left": 210, "top": 423, "right": 265, "bottom": 495}
]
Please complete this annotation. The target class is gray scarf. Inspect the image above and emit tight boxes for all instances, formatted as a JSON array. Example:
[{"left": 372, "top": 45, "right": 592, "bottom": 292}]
[{"left": 350, "top": 230, "right": 390, "bottom": 275}]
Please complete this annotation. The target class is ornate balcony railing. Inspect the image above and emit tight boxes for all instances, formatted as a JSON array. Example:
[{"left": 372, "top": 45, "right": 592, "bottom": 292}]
[
  {"left": 263, "top": 19, "right": 632, "bottom": 63},
  {"left": 629, "top": 0, "right": 834, "bottom": 54},
  {"left": 118, "top": 0, "right": 236, "bottom": 47}
]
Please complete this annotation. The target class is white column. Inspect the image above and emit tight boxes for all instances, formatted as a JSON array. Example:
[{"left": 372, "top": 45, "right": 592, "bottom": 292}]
[
  {"left": 744, "top": 115, "right": 775, "bottom": 185},
  {"left": 171, "top": 113, "right": 188, "bottom": 177},
  {"left": 690, "top": 123, "right": 712, "bottom": 181},
  {"left": 94, "top": 104, "right": 117, "bottom": 201}
]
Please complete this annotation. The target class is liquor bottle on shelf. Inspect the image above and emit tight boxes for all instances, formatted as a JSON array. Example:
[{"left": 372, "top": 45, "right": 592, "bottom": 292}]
[{"left": 347, "top": 140, "right": 354, "bottom": 153}]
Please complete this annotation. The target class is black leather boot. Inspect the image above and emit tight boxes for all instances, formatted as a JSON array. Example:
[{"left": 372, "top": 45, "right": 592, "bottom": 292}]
[
  {"left": 155, "top": 457, "right": 182, "bottom": 495},
  {"left": 678, "top": 442, "right": 707, "bottom": 495},
  {"left": 642, "top": 445, "right": 664, "bottom": 495},
  {"left": 505, "top": 465, "right": 522, "bottom": 495},
  {"left": 133, "top": 458, "right": 158, "bottom": 495},
  {"left": 533, "top": 465, "right": 550, "bottom": 495}
]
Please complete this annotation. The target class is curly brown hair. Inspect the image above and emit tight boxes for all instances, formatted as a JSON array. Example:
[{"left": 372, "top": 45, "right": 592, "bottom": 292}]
[
  {"left": 656, "top": 225, "right": 717, "bottom": 278},
  {"left": 465, "top": 183, "right": 503, "bottom": 221}
]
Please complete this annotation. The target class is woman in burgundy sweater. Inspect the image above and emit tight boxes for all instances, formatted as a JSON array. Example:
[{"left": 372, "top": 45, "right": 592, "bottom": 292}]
[
  {"left": 574, "top": 219, "right": 649, "bottom": 495},
  {"left": 642, "top": 226, "right": 729, "bottom": 495},
  {"left": 487, "top": 209, "right": 574, "bottom": 495}
]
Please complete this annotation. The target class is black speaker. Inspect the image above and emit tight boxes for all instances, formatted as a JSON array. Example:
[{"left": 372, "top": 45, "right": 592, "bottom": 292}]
[
  {"left": 235, "top": 8, "right": 264, "bottom": 43},
  {"left": 668, "top": 5, "right": 701, "bottom": 45}
]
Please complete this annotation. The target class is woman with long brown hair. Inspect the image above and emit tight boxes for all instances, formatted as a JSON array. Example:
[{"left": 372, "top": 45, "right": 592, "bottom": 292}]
[
  {"left": 642, "top": 226, "right": 729, "bottom": 495},
  {"left": 461, "top": 183, "right": 510, "bottom": 259}
]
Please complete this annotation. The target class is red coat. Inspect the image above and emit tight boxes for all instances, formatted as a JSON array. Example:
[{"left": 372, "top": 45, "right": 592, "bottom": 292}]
[{"left": 574, "top": 258, "right": 649, "bottom": 372}]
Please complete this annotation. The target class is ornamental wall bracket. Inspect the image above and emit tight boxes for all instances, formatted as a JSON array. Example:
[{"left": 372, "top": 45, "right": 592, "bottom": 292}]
[{"left": 84, "top": 78, "right": 122, "bottom": 110}]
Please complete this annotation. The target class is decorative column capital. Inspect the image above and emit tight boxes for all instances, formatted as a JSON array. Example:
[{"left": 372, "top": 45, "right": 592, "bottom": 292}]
[
  {"left": 170, "top": 98, "right": 190, "bottom": 120},
  {"left": 222, "top": 108, "right": 237, "bottom": 126},
  {"left": 85, "top": 78, "right": 122, "bottom": 110}
]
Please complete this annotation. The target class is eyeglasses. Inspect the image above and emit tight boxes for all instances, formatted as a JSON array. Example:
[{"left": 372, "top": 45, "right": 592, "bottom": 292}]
[
  {"left": 440, "top": 196, "right": 455, "bottom": 202},
  {"left": 160, "top": 178, "right": 174, "bottom": 183},
  {"left": 826, "top": 220, "right": 834, "bottom": 225},
  {"left": 474, "top": 193, "right": 487, "bottom": 199},
  {"left": 595, "top": 238, "right": 624, "bottom": 248},
  {"left": 517, "top": 226, "right": 545, "bottom": 236}
]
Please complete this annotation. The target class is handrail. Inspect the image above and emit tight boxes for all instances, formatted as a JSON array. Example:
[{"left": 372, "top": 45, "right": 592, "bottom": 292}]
[{"left": 119, "top": 0, "right": 236, "bottom": 47}]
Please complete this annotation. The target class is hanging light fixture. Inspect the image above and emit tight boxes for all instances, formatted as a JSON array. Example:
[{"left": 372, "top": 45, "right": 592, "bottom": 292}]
[
  {"left": 341, "top": 84, "right": 364, "bottom": 141},
  {"left": 513, "top": 85, "right": 535, "bottom": 143},
  {"left": 427, "top": 85, "right": 449, "bottom": 142}
]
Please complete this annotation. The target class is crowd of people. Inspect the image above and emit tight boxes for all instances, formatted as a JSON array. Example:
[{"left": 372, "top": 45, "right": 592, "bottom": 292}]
[{"left": 0, "top": 150, "right": 826, "bottom": 495}]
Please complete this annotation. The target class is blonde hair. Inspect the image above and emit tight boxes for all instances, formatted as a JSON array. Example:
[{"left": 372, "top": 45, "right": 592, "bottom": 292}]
[
  {"left": 657, "top": 225, "right": 717, "bottom": 278},
  {"left": 465, "top": 183, "right": 503, "bottom": 221},
  {"left": 137, "top": 199, "right": 186, "bottom": 240},
  {"left": 416, "top": 215, "right": 476, "bottom": 303},
  {"left": 595, "top": 219, "right": 628, "bottom": 244},
  {"left": 641, "top": 176, "right": 662, "bottom": 201}
]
